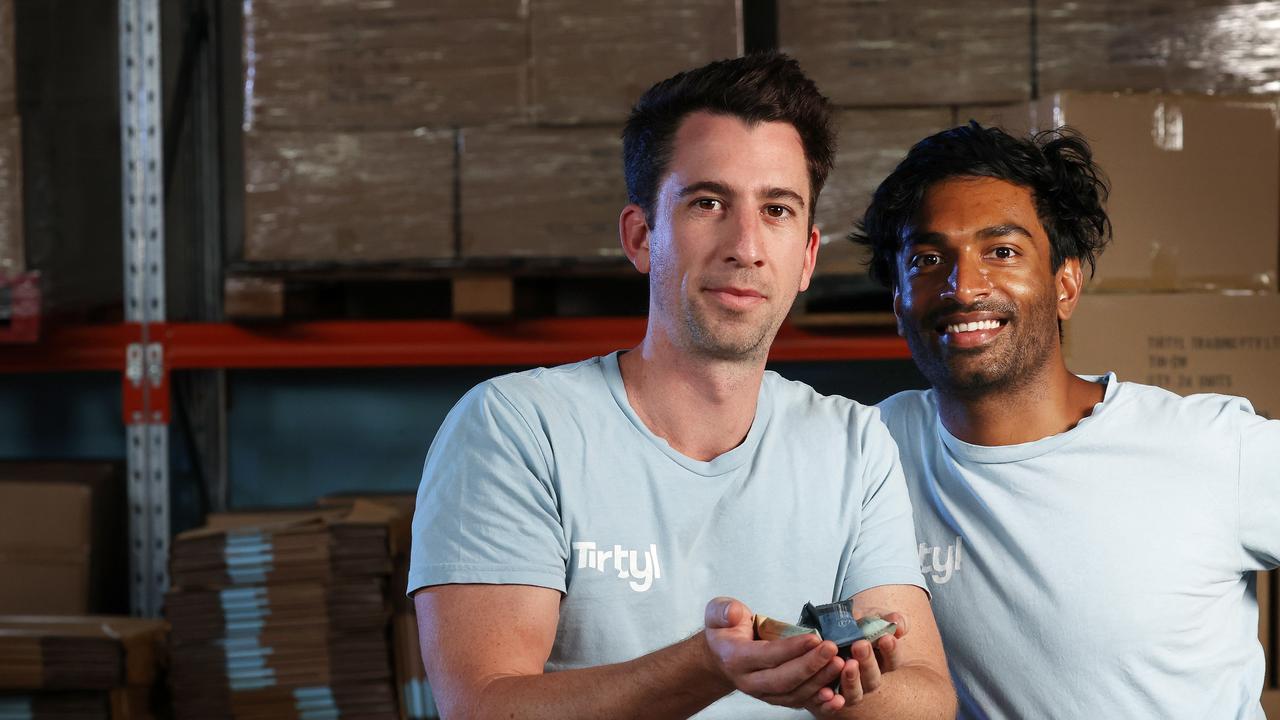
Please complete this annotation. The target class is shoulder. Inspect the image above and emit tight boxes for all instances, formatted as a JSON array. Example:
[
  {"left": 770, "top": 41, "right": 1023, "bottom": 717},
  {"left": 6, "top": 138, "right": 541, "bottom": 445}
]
[
  {"left": 476, "top": 356, "right": 609, "bottom": 411},
  {"left": 1108, "top": 377, "right": 1258, "bottom": 427},
  {"left": 763, "top": 371, "right": 881, "bottom": 428},
  {"left": 875, "top": 388, "right": 936, "bottom": 436}
]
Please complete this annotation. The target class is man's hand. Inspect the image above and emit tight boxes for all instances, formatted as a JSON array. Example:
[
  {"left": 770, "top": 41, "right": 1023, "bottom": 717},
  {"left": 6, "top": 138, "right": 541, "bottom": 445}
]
[
  {"left": 807, "top": 610, "right": 910, "bottom": 716},
  {"left": 702, "top": 596, "right": 846, "bottom": 708}
]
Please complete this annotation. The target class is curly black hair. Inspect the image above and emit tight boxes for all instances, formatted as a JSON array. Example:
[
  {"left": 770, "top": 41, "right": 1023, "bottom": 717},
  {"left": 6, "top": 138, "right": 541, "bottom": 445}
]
[
  {"left": 623, "top": 52, "right": 836, "bottom": 229},
  {"left": 851, "top": 122, "right": 1112, "bottom": 288}
]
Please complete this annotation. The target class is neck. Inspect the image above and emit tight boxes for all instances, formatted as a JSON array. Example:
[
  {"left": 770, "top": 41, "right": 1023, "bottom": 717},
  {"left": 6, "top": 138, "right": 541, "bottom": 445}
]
[
  {"left": 935, "top": 353, "right": 1104, "bottom": 446},
  {"left": 617, "top": 329, "right": 767, "bottom": 462}
]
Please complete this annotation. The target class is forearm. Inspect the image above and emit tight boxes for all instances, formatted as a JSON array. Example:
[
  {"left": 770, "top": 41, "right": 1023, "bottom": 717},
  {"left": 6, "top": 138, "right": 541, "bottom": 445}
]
[
  {"left": 824, "top": 665, "right": 956, "bottom": 720},
  {"left": 445, "top": 632, "right": 733, "bottom": 720}
]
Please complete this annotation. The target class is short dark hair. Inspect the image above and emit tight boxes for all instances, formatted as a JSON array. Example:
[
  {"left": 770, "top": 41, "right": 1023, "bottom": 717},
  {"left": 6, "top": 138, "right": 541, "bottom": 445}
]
[
  {"left": 622, "top": 52, "right": 836, "bottom": 227},
  {"left": 852, "top": 122, "right": 1112, "bottom": 288}
]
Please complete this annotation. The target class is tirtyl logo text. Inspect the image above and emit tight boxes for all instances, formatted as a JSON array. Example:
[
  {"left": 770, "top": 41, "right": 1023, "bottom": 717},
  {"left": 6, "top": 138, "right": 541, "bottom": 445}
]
[
  {"left": 919, "top": 536, "right": 963, "bottom": 585},
  {"left": 572, "top": 541, "right": 662, "bottom": 592}
]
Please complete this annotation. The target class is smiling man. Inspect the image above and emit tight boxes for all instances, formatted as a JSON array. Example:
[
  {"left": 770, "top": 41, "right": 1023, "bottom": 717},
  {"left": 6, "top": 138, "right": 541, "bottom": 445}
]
[
  {"left": 408, "top": 54, "right": 954, "bottom": 719},
  {"left": 853, "top": 123, "right": 1280, "bottom": 718}
]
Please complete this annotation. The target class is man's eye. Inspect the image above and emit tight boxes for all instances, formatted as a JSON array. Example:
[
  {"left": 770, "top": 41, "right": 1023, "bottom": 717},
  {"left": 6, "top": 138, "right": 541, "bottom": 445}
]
[
  {"left": 909, "top": 254, "right": 941, "bottom": 268},
  {"left": 991, "top": 246, "right": 1016, "bottom": 259},
  {"left": 764, "top": 204, "right": 791, "bottom": 219},
  {"left": 695, "top": 198, "right": 722, "bottom": 211}
]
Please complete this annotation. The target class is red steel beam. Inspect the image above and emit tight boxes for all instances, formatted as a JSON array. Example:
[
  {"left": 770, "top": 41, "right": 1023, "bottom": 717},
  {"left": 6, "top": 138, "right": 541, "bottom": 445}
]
[{"left": 0, "top": 319, "right": 909, "bottom": 373}]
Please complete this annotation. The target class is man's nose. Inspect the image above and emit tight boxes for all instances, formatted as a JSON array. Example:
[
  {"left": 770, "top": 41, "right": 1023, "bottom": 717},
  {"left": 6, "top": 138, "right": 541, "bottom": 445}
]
[
  {"left": 724, "top": 208, "right": 765, "bottom": 267},
  {"left": 941, "top": 252, "right": 992, "bottom": 304}
]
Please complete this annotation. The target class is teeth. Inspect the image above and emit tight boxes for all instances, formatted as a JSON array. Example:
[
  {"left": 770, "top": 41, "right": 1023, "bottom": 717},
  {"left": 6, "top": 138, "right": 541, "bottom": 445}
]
[{"left": 945, "top": 319, "right": 1001, "bottom": 334}]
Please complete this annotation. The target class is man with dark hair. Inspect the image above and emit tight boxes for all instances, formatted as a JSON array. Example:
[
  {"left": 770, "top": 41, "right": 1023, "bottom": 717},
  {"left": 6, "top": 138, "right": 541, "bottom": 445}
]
[
  {"left": 854, "top": 122, "right": 1280, "bottom": 718},
  {"left": 409, "top": 53, "right": 954, "bottom": 719}
]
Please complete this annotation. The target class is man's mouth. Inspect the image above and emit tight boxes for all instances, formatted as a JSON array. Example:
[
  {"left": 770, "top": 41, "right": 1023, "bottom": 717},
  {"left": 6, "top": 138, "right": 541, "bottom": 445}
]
[
  {"left": 706, "top": 286, "right": 767, "bottom": 310},
  {"left": 933, "top": 316, "right": 1008, "bottom": 348},
  {"left": 942, "top": 319, "right": 1003, "bottom": 335}
]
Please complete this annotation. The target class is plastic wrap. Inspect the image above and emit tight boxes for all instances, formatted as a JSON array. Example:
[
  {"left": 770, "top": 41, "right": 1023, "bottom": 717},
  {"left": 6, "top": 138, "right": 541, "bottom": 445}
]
[
  {"left": 1038, "top": 0, "right": 1280, "bottom": 95},
  {"left": 242, "top": 0, "right": 529, "bottom": 130},
  {"left": 530, "top": 0, "right": 742, "bottom": 123},
  {"left": 460, "top": 125, "right": 627, "bottom": 259},
  {"left": 778, "top": 0, "right": 1032, "bottom": 107},
  {"left": 243, "top": 128, "right": 456, "bottom": 262}
]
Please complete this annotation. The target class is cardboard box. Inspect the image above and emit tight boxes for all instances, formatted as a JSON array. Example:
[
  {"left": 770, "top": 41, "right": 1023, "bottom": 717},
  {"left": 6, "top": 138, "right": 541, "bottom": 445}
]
[
  {"left": 1065, "top": 294, "right": 1280, "bottom": 419},
  {"left": 0, "top": 482, "right": 91, "bottom": 615},
  {"left": 813, "top": 108, "right": 953, "bottom": 275},
  {"left": 778, "top": 0, "right": 1031, "bottom": 107},
  {"left": 243, "top": 129, "right": 456, "bottom": 262},
  {"left": 529, "top": 0, "right": 741, "bottom": 124},
  {"left": 460, "top": 126, "right": 626, "bottom": 259},
  {"left": 1035, "top": 92, "right": 1279, "bottom": 292},
  {"left": 1038, "top": 0, "right": 1280, "bottom": 96},
  {"left": 243, "top": 0, "right": 528, "bottom": 130},
  {"left": 0, "top": 462, "right": 128, "bottom": 615}
]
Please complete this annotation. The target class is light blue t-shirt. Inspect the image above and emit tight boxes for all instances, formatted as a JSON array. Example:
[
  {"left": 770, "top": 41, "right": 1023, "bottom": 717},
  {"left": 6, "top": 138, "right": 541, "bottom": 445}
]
[
  {"left": 410, "top": 352, "right": 925, "bottom": 719},
  {"left": 879, "top": 374, "right": 1280, "bottom": 719}
]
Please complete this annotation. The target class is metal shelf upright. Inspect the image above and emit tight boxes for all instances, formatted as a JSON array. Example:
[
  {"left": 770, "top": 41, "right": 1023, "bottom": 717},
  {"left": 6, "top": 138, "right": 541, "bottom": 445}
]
[{"left": 120, "top": 0, "right": 169, "bottom": 617}]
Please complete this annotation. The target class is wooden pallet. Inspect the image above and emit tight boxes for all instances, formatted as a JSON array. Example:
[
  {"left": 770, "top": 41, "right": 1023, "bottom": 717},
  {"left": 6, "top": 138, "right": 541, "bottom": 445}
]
[{"left": 223, "top": 259, "right": 647, "bottom": 322}]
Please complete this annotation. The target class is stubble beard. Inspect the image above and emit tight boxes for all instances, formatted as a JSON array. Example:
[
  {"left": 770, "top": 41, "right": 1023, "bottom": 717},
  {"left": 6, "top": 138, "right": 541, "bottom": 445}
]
[
  {"left": 906, "top": 292, "right": 1060, "bottom": 401},
  {"left": 682, "top": 297, "right": 778, "bottom": 362}
]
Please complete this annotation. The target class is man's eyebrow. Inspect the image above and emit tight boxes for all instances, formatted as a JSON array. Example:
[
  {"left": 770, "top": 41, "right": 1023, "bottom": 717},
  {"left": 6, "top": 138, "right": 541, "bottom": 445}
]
[
  {"left": 762, "top": 187, "right": 806, "bottom": 209},
  {"left": 902, "top": 230, "right": 944, "bottom": 248},
  {"left": 901, "top": 224, "right": 1033, "bottom": 247},
  {"left": 677, "top": 180, "right": 734, "bottom": 199},
  {"left": 978, "top": 223, "right": 1033, "bottom": 240}
]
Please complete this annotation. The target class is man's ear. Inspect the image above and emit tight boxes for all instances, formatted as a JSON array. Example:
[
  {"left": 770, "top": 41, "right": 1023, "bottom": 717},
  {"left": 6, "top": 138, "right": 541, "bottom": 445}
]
[
  {"left": 619, "top": 204, "right": 651, "bottom": 274},
  {"left": 1055, "top": 257, "right": 1085, "bottom": 321},
  {"left": 797, "top": 225, "right": 821, "bottom": 293}
]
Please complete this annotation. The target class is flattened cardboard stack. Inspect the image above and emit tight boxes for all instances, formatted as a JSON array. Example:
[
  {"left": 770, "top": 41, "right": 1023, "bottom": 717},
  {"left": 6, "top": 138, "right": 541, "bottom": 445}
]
[
  {"left": 166, "top": 501, "right": 401, "bottom": 720},
  {"left": 0, "top": 615, "right": 167, "bottom": 720},
  {"left": 317, "top": 494, "right": 437, "bottom": 720}
]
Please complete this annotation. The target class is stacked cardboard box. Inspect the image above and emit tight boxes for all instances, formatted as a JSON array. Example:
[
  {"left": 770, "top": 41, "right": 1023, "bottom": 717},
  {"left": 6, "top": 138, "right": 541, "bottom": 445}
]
[
  {"left": 166, "top": 501, "right": 401, "bottom": 720},
  {"left": 0, "top": 462, "right": 127, "bottom": 616},
  {"left": 316, "top": 494, "right": 439, "bottom": 720},
  {"left": 0, "top": 615, "right": 167, "bottom": 720}
]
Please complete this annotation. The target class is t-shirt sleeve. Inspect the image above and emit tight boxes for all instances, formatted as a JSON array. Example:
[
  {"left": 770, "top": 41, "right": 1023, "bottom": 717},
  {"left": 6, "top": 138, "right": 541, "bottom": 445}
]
[
  {"left": 1239, "top": 409, "right": 1280, "bottom": 571},
  {"left": 408, "top": 380, "right": 568, "bottom": 596},
  {"left": 839, "top": 406, "right": 929, "bottom": 601}
]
